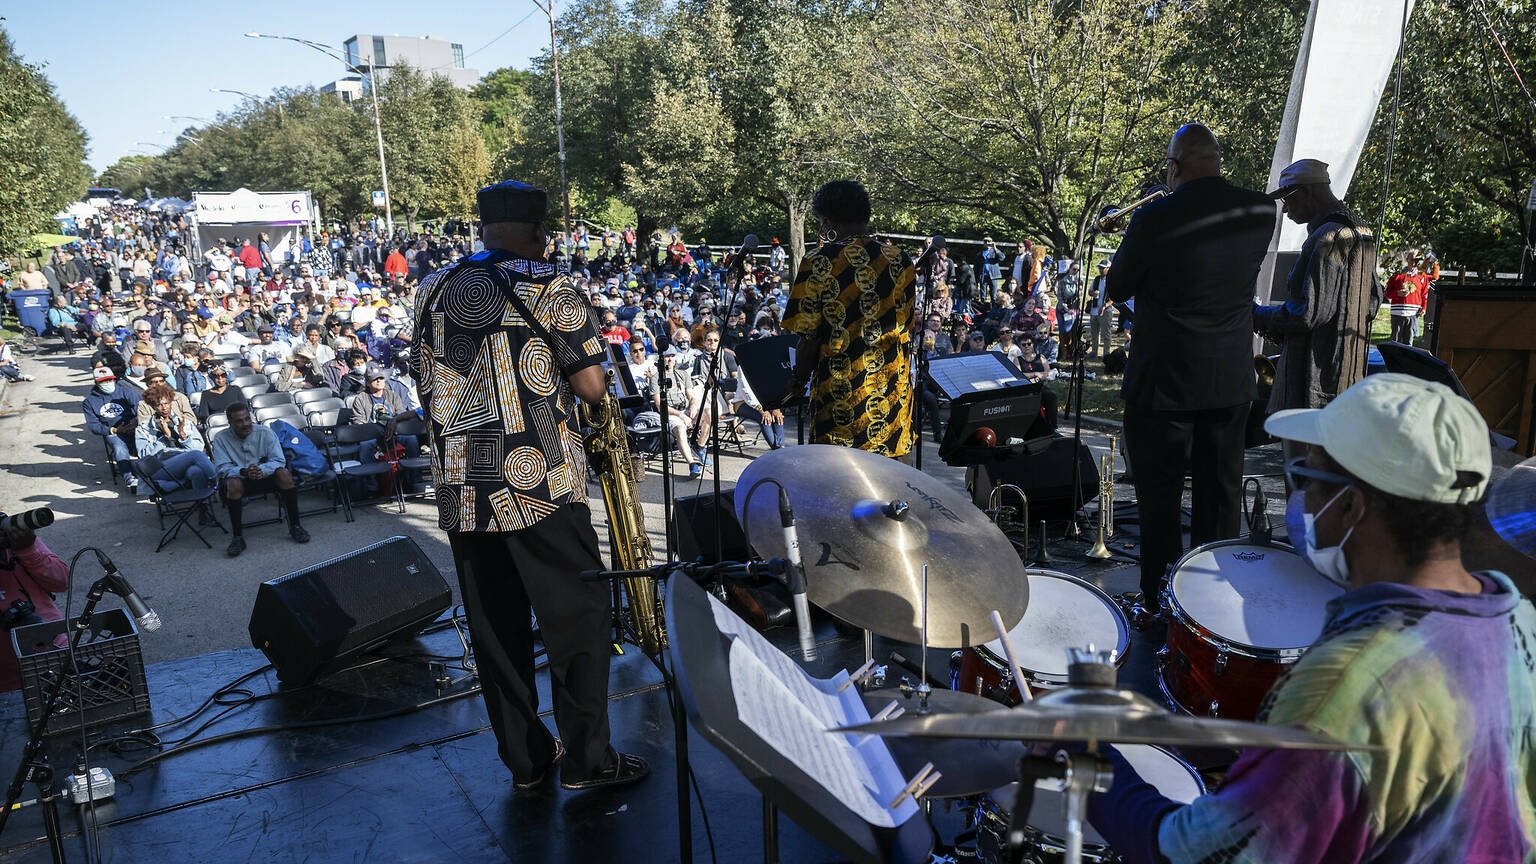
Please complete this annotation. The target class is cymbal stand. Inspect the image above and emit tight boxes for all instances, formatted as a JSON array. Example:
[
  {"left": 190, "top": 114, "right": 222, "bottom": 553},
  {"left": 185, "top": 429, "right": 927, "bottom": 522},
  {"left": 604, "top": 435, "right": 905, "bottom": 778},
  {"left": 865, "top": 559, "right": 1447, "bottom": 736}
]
[
  {"left": 913, "top": 248, "right": 938, "bottom": 470},
  {"left": 1005, "top": 750, "right": 1112, "bottom": 864},
  {"left": 689, "top": 252, "right": 752, "bottom": 561},
  {"left": 917, "top": 563, "right": 932, "bottom": 713}
]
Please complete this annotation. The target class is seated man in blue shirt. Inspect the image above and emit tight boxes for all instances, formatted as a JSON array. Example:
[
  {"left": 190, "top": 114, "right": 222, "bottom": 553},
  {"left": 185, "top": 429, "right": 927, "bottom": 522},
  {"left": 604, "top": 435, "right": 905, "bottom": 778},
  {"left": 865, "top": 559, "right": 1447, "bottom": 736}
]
[{"left": 210, "top": 402, "right": 308, "bottom": 556}]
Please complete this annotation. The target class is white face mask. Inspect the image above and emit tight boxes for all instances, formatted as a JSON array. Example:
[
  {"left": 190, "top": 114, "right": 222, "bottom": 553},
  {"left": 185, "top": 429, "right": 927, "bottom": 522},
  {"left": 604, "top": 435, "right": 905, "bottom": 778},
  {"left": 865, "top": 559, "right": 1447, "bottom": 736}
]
[
  {"left": 1285, "top": 487, "right": 1355, "bottom": 587},
  {"left": 98, "top": 380, "right": 117, "bottom": 395},
  {"left": 128, "top": 366, "right": 146, "bottom": 378}
]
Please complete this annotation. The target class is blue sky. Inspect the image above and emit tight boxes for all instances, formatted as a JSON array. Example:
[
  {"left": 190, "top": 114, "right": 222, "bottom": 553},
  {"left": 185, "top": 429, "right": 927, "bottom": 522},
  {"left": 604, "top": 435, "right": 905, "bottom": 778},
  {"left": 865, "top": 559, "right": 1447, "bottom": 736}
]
[{"left": 4, "top": 1, "right": 555, "bottom": 175}]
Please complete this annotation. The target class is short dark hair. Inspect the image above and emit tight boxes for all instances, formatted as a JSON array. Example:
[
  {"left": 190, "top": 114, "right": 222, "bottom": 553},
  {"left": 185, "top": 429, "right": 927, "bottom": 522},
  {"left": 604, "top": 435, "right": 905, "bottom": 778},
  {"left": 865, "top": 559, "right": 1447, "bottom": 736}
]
[
  {"left": 1316, "top": 450, "right": 1472, "bottom": 568},
  {"left": 224, "top": 401, "right": 251, "bottom": 421},
  {"left": 811, "top": 180, "right": 872, "bottom": 226}
]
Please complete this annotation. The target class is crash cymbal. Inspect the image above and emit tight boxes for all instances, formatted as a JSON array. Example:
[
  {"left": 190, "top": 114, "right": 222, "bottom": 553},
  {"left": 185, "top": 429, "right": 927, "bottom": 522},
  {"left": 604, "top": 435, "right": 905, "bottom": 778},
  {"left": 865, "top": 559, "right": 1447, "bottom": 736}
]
[
  {"left": 859, "top": 687, "right": 1027, "bottom": 798},
  {"left": 840, "top": 683, "right": 1372, "bottom": 752},
  {"left": 735, "top": 445, "right": 1026, "bottom": 647}
]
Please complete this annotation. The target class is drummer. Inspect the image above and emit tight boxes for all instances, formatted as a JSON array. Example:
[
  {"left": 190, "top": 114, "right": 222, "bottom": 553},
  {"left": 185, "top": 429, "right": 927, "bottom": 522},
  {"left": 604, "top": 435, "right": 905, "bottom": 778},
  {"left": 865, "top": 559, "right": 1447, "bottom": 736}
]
[{"left": 1087, "top": 374, "right": 1536, "bottom": 862}]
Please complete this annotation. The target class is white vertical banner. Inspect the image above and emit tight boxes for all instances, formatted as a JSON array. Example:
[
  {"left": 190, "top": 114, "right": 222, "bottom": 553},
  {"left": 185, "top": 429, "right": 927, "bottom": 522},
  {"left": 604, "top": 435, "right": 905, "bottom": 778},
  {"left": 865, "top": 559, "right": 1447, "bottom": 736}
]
[{"left": 1256, "top": 0, "right": 1414, "bottom": 301}]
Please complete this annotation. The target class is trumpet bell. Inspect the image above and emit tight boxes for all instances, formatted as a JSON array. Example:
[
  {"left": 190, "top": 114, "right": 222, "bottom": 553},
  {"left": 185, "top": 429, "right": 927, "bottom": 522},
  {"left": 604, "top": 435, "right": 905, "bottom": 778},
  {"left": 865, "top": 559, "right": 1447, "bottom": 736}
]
[{"left": 1255, "top": 353, "right": 1279, "bottom": 388}]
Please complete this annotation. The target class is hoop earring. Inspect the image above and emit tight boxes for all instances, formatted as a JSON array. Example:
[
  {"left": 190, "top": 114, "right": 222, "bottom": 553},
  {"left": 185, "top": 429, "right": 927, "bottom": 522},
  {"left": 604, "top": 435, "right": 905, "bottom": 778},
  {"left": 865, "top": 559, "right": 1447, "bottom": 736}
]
[{"left": 820, "top": 228, "right": 838, "bottom": 244}]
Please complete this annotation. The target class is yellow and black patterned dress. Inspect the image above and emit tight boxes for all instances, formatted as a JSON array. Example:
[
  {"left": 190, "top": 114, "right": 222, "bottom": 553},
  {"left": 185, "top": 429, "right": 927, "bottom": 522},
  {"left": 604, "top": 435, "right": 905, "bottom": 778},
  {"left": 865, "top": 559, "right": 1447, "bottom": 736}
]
[{"left": 783, "top": 236, "right": 916, "bottom": 457}]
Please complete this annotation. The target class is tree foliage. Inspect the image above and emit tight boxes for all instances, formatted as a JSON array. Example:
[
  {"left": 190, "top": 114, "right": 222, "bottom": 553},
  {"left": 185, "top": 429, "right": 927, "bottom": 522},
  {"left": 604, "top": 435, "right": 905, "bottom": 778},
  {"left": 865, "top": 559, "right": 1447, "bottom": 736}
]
[
  {"left": 46, "top": 2, "right": 1530, "bottom": 270},
  {"left": 0, "top": 27, "right": 91, "bottom": 256}
]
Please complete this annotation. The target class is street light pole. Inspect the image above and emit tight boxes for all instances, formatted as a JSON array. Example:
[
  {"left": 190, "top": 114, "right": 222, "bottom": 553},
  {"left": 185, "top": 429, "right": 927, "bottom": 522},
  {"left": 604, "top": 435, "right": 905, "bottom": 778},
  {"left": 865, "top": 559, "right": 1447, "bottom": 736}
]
[
  {"left": 244, "top": 32, "right": 394, "bottom": 239},
  {"left": 532, "top": 0, "right": 573, "bottom": 240}
]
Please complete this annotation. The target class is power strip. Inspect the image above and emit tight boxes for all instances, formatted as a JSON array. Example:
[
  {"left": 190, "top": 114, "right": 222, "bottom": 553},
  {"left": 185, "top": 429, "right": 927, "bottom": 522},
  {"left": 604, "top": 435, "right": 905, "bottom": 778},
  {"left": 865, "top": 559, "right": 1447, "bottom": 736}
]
[{"left": 67, "top": 767, "right": 114, "bottom": 805}]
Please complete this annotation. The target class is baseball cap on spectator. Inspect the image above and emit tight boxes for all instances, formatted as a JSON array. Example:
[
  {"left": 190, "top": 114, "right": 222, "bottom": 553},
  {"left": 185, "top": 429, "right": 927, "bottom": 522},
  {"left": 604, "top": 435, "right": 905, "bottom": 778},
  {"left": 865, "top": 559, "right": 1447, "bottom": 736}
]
[
  {"left": 365, "top": 366, "right": 387, "bottom": 382},
  {"left": 182, "top": 335, "right": 202, "bottom": 348},
  {"left": 293, "top": 344, "right": 317, "bottom": 361},
  {"left": 216, "top": 313, "right": 234, "bottom": 324},
  {"left": 93, "top": 366, "right": 116, "bottom": 382}
]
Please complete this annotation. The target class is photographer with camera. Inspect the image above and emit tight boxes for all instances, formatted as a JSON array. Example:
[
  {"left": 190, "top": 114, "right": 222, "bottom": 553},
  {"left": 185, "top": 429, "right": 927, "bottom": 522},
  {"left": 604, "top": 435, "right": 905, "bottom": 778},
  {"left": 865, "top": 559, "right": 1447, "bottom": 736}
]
[{"left": 0, "top": 512, "right": 68, "bottom": 692}]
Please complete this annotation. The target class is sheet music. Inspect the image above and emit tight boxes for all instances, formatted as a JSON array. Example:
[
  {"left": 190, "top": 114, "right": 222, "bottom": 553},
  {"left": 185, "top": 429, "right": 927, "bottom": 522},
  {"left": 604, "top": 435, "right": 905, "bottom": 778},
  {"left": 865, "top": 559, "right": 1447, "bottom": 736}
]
[
  {"left": 708, "top": 593, "right": 918, "bottom": 828},
  {"left": 729, "top": 641, "right": 909, "bottom": 827},
  {"left": 927, "top": 352, "right": 1028, "bottom": 400},
  {"left": 710, "top": 596, "right": 844, "bottom": 729}
]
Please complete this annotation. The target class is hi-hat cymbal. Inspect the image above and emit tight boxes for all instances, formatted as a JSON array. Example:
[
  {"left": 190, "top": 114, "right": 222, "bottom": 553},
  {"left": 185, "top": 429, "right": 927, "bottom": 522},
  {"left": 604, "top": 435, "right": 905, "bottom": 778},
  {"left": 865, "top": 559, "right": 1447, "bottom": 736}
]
[
  {"left": 839, "top": 685, "right": 1372, "bottom": 752},
  {"left": 735, "top": 445, "right": 1026, "bottom": 647},
  {"left": 859, "top": 687, "right": 1027, "bottom": 798}
]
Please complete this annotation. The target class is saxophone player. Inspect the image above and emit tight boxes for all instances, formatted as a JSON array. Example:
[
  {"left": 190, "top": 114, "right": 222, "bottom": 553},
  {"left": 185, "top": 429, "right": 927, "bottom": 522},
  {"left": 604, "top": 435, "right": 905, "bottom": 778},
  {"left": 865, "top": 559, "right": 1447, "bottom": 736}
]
[
  {"left": 1106, "top": 124, "right": 1277, "bottom": 611},
  {"left": 411, "top": 180, "right": 650, "bottom": 792}
]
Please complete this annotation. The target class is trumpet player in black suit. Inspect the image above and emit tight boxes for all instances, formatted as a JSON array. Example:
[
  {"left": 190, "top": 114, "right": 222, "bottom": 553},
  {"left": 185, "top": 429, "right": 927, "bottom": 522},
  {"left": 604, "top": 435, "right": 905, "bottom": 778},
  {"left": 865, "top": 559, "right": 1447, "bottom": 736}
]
[{"left": 1106, "top": 124, "right": 1278, "bottom": 610}]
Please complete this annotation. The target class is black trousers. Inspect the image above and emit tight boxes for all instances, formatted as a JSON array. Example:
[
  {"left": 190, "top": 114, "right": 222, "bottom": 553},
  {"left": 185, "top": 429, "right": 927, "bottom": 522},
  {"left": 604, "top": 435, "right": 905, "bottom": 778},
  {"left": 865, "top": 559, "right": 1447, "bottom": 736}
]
[
  {"left": 449, "top": 503, "right": 613, "bottom": 780},
  {"left": 1122, "top": 401, "right": 1249, "bottom": 605}
]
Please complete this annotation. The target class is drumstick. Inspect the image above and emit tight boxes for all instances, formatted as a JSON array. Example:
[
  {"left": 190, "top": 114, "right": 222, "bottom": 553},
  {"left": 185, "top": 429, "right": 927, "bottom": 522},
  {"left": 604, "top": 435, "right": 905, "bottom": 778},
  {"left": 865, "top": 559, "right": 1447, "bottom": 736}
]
[{"left": 988, "top": 609, "right": 1032, "bottom": 703}]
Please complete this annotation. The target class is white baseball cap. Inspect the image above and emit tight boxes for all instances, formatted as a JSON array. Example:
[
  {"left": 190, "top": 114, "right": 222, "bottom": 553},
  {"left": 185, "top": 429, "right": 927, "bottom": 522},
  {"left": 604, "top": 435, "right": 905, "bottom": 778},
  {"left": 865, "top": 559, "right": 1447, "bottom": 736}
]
[{"left": 1265, "top": 373, "right": 1490, "bottom": 504}]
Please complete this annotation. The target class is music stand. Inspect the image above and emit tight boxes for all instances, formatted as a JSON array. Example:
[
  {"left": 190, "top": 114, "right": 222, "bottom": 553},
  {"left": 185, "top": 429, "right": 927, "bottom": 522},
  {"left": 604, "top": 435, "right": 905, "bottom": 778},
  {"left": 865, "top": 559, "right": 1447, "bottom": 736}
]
[
  {"left": 735, "top": 333, "right": 807, "bottom": 411},
  {"left": 602, "top": 342, "right": 646, "bottom": 411},
  {"left": 665, "top": 575, "right": 932, "bottom": 864},
  {"left": 926, "top": 351, "right": 1047, "bottom": 465}
]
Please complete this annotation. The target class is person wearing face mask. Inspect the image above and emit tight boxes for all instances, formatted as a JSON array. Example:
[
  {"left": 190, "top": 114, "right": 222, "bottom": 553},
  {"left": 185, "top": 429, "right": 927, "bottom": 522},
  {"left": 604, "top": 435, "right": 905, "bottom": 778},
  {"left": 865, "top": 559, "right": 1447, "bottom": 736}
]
[
  {"left": 321, "top": 339, "right": 356, "bottom": 395},
  {"left": 82, "top": 366, "right": 141, "bottom": 490},
  {"left": 1087, "top": 373, "right": 1536, "bottom": 864}
]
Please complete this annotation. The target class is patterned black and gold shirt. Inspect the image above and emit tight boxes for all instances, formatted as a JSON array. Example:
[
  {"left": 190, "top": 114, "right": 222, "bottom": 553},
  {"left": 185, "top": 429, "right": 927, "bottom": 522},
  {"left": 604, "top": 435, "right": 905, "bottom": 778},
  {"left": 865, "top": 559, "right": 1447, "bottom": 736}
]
[
  {"left": 783, "top": 236, "right": 916, "bottom": 457},
  {"left": 411, "top": 249, "right": 606, "bottom": 532}
]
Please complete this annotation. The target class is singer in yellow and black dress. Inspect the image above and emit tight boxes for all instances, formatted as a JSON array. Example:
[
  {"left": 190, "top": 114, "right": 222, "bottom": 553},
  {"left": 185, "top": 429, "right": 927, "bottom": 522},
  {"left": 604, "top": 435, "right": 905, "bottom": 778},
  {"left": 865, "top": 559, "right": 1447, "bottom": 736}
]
[{"left": 784, "top": 180, "right": 916, "bottom": 459}]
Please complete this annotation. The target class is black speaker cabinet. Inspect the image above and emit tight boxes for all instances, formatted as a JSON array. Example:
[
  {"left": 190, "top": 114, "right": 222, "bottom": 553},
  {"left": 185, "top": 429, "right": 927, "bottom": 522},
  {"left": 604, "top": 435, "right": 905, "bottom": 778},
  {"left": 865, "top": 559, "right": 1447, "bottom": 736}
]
[
  {"left": 969, "top": 436, "right": 1100, "bottom": 522},
  {"left": 249, "top": 535, "right": 452, "bottom": 683},
  {"left": 674, "top": 486, "right": 753, "bottom": 564}
]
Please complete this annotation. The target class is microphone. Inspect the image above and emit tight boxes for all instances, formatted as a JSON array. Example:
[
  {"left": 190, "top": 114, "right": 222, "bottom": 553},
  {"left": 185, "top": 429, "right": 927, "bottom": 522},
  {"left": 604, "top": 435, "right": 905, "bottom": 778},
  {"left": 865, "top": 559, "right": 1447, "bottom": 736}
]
[
  {"left": 778, "top": 487, "right": 817, "bottom": 661},
  {"left": 730, "top": 234, "right": 759, "bottom": 277},
  {"left": 914, "top": 235, "right": 946, "bottom": 268},
  {"left": 92, "top": 551, "right": 162, "bottom": 632}
]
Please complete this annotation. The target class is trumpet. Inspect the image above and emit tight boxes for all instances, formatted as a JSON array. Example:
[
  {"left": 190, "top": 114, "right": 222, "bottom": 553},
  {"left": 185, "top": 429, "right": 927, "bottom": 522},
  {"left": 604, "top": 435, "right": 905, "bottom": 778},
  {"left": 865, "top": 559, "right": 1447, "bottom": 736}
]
[
  {"left": 1086, "top": 435, "right": 1117, "bottom": 559},
  {"left": 1097, "top": 187, "right": 1169, "bottom": 233},
  {"left": 1255, "top": 353, "right": 1280, "bottom": 388}
]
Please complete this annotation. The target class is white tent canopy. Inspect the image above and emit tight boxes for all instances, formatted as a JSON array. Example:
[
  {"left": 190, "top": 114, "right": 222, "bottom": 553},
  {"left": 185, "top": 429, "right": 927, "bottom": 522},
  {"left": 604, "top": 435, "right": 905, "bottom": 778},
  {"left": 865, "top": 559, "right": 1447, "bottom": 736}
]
[{"left": 191, "top": 188, "right": 314, "bottom": 267}]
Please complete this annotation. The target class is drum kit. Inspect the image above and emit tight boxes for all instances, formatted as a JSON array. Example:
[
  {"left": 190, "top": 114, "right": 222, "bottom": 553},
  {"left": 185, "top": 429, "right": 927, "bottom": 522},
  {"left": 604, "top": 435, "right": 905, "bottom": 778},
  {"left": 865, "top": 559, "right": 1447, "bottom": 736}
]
[{"left": 732, "top": 446, "right": 1362, "bottom": 863}]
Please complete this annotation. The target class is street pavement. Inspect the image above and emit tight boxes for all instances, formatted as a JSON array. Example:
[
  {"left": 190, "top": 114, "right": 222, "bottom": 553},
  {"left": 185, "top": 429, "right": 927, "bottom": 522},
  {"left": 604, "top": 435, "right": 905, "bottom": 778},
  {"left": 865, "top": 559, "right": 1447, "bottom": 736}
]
[{"left": 0, "top": 342, "right": 1142, "bottom": 667}]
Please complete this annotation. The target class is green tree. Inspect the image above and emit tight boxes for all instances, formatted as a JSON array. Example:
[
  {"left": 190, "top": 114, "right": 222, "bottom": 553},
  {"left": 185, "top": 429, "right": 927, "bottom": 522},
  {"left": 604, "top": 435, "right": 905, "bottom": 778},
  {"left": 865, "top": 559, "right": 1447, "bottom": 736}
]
[
  {"left": 0, "top": 27, "right": 91, "bottom": 256},
  {"left": 374, "top": 64, "right": 492, "bottom": 229},
  {"left": 850, "top": 0, "right": 1199, "bottom": 260}
]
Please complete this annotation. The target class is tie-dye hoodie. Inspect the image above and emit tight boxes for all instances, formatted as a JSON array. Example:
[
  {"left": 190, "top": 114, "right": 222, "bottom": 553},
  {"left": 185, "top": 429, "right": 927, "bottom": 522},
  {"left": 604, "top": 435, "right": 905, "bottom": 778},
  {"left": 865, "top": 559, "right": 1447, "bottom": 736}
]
[{"left": 1090, "top": 570, "right": 1536, "bottom": 863}]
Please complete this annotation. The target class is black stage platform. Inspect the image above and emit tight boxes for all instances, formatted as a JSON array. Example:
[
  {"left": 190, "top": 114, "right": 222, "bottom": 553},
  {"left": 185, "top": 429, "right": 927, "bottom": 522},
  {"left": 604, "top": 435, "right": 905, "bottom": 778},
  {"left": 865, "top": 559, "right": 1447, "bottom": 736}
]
[{"left": 0, "top": 547, "right": 1174, "bottom": 864}]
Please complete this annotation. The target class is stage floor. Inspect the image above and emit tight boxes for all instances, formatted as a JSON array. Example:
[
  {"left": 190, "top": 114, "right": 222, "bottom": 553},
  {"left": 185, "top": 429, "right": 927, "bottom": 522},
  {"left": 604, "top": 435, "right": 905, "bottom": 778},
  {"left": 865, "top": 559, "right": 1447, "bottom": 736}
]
[
  {"left": 0, "top": 443, "right": 1292, "bottom": 864},
  {"left": 0, "top": 554, "right": 1167, "bottom": 864}
]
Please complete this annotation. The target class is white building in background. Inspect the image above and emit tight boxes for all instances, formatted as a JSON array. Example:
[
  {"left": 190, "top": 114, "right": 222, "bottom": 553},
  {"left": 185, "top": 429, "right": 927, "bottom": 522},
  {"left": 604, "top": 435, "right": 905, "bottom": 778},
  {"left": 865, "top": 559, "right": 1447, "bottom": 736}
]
[
  {"left": 326, "top": 34, "right": 480, "bottom": 95},
  {"left": 320, "top": 77, "right": 365, "bottom": 104}
]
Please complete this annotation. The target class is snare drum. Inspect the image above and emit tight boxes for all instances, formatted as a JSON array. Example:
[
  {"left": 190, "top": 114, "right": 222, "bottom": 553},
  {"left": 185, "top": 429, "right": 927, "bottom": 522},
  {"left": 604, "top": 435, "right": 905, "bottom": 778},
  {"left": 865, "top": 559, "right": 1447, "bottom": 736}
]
[
  {"left": 1156, "top": 539, "right": 1344, "bottom": 720},
  {"left": 953, "top": 570, "right": 1129, "bottom": 705},
  {"left": 977, "top": 744, "right": 1205, "bottom": 863}
]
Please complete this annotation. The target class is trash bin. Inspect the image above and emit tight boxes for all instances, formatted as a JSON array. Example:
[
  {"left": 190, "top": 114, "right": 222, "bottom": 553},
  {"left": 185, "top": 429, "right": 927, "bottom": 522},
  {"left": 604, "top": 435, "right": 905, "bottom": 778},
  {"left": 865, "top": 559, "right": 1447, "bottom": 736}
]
[{"left": 9, "top": 289, "right": 50, "bottom": 337}]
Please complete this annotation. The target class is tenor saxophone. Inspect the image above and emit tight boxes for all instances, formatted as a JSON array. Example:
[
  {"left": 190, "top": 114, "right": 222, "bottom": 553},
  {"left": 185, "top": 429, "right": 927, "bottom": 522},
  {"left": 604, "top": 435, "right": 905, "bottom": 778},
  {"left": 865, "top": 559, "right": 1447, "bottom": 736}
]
[{"left": 582, "top": 373, "right": 666, "bottom": 656}]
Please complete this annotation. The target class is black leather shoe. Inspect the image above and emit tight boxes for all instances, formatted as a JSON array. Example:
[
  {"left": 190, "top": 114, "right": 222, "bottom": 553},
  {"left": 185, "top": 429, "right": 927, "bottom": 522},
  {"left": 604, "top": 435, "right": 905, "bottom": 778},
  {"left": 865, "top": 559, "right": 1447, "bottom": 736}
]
[
  {"left": 561, "top": 751, "right": 649, "bottom": 791},
  {"left": 226, "top": 535, "right": 246, "bottom": 557}
]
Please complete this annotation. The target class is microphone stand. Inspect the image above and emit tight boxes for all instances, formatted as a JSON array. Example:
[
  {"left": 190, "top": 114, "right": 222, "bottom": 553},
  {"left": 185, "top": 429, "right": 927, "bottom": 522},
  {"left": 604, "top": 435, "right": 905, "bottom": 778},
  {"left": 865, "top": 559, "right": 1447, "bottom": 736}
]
[
  {"left": 1064, "top": 224, "right": 1103, "bottom": 540},
  {"left": 689, "top": 249, "right": 751, "bottom": 562},
  {"left": 912, "top": 246, "right": 939, "bottom": 470},
  {"left": 658, "top": 361, "right": 675, "bottom": 560},
  {"left": 0, "top": 575, "right": 121, "bottom": 863}
]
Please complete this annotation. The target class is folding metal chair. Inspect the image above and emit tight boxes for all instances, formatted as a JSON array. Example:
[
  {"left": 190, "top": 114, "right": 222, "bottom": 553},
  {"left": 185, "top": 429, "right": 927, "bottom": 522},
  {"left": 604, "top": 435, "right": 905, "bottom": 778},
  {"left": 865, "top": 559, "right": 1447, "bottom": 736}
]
[
  {"left": 329, "top": 423, "right": 404, "bottom": 514},
  {"left": 132, "top": 455, "right": 226, "bottom": 552},
  {"left": 248, "top": 392, "right": 295, "bottom": 411},
  {"left": 394, "top": 416, "right": 434, "bottom": 501}
]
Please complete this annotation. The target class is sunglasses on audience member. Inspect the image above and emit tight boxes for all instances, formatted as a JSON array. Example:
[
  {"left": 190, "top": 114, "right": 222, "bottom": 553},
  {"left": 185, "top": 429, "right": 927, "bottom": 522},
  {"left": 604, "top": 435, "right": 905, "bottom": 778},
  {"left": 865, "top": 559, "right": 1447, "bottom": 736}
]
[{"left": 1282, "top": 456, "right": 1352, "bottom": 492}]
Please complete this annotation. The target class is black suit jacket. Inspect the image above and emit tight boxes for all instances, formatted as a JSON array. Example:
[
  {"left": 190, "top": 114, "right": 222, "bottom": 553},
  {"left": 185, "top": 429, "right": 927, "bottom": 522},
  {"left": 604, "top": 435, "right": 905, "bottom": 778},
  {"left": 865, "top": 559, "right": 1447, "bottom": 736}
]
[{"left": 1107, "top": 176, "right": 1276, "bottom": 411}]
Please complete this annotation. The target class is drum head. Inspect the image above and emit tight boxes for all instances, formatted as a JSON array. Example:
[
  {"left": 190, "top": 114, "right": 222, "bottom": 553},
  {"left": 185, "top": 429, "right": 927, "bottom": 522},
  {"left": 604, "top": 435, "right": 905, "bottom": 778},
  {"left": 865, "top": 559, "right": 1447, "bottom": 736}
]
[
  {"left": 1168, "top": 542, "right": 1343, "bottom": 652},
  {"left": 983, "top": 570, "right": 1127, "bottom": 681},
  {"left": 989, "top": 745, "right": 1204, "bottom": 847}
]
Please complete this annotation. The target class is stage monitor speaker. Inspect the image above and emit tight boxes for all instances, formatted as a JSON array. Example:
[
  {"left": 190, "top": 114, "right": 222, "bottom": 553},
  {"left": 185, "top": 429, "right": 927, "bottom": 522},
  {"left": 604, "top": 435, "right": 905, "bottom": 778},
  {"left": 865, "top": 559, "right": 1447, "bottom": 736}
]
[
  {"left": 674, "top": 486, "right": 753, "bottom": 565},
  {"left": 969, "top": 436, "right": 1100, "bottom": 523},
  {"left": 249, "top": 535, "right": 452, "bottom": 683}
]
